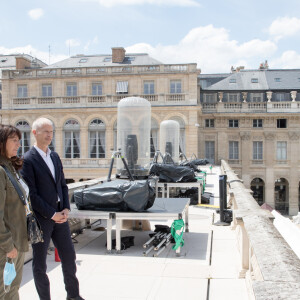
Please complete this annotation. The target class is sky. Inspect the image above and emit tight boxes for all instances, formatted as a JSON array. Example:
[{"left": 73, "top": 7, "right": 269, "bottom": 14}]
[{"left": 1, "top": 0, "right": 300, "bottom": 73}]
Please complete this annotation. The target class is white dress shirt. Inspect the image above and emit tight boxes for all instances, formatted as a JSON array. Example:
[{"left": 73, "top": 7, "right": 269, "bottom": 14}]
[
  {"left": 34, "top": 145, "right": 55, "bottom": 180},
  {"left": 34, "top": 145, "right": 60, "bottom": 203}
]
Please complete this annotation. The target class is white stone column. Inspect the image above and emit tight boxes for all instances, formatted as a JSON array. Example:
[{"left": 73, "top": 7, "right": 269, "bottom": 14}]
[
  {"left": 288, "top": 131, "right": 300, "bottom": 215},
  {"left": 81, "top": 126, "right": 88, "bottom": 158},
  {"left": 240, "top": 131, "right": 251, "bottom": 186},
  {"left": 264, "top": 132, "right": 276, "bottom": 207}
]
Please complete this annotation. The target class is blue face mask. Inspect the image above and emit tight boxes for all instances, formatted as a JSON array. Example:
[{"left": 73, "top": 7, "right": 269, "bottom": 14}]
[{"left": 3, "top": 260, "right": 16, "bottom": 288}]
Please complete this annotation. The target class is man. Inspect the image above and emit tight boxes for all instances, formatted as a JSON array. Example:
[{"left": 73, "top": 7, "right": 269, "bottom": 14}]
[{"left": 21, "top": 117, "right": 84, "bottom": 300}]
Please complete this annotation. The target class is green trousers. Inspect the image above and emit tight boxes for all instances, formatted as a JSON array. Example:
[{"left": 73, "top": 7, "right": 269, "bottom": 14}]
[{"left": 0, "top": 251, "right": 25, "bottom": 300}]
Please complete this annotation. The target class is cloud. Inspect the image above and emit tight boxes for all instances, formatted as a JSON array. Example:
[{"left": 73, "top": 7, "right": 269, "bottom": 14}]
[
  {"left": 65, "top": 39, "right": 81, "bottom": 47},
  {"left": 268, "top": 17, "right": 300, "bottom": 41},
  {"left": 78, "top": 0, "right": 200, "bottom": 8},
  {"left": 84, "top": 36, "right": 99, "bottom": 52},
  {"left": 270, "top": 50, "right": 300, "bottom": 69},
  {"left": 28, "top": 8, "right": 44, "bottom": 20},
  {"left": 0, "top": 45, "right": 68, "bottom": 65},
  {"left": 126, "top": 25, "right": 277, "bottom": 73}
]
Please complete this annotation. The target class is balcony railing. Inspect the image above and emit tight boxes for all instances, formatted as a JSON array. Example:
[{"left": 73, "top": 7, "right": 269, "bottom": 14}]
[
  {"left": 87, "top": 95, "right": 106, "bottom": 103},
  {"left": 166, "top": 93, "right": 185, "bottom": 102},
  {"left": 9, "top": 93, "right": 194, "bottom": 109},
  {"left": 61, "top": 158, "right": 110, "bottom": 168},
  {"left": 13, "top": 97, "right": 30, "bottom": 105},
  {"left": 62, "top": 96, "right": 80, "bottom": 103},
  {"left": 142, "top": 94, "right": 158, "bottom": 102},
  {"left": 38, "top": 97, "right": 55, "bottom": 104},
  {"left": 201, "top": 101, "right": 300, "bottom": 113}
]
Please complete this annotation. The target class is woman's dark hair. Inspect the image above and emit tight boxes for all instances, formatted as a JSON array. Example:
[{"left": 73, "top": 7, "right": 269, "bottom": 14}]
[{"left": 0, "top": 124, "right": 23, "bottom": 170}]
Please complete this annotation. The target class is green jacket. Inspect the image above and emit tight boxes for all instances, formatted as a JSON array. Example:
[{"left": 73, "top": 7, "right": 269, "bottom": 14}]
[{"left": 0, "top": 155, "right": 28, "bottom": 253}]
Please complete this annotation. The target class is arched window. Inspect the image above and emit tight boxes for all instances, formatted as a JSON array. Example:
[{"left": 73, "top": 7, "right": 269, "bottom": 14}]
[
  {"left": 170, "top": 116, "right": 185, "bottom": 154},
  {"left": 64, "top": 119, "right": 80, "bottom": 158},
  {"left": 89, "top": 119, "right": 106, "bottom": 158},
  {"left": 150, "top": 118, "right": 159, "bottom": 158},
  {"left": 16, "top": 120, "right": 31, "bottom": 156}
]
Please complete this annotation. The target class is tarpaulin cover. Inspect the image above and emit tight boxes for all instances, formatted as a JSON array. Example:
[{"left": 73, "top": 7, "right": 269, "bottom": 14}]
[
  {"left": 191, "top": 159, "right": 210, "bottom": 165},
  {"left": 149, "top": 163, "right": 197, "bottom": 182},
  {"left": 180, "top": 160, "right": 198, "bottom": 171},
  {"left": 72, "top": 179, "right": 155, "bottom": 211}
]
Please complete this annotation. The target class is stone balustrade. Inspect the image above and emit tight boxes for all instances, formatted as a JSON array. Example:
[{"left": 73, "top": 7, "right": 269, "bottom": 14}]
[
  {"left": 10, "top": 93, "right": 194, "bottom": 108},
  {"left": 61, "top": 158, "right": 111, "bottom": 168},
  {"left": 221, "top": 159, "right": 300, "bottom": 299},
  {"left": 201, "top": 101, "right": 300, "bottom": 113}
]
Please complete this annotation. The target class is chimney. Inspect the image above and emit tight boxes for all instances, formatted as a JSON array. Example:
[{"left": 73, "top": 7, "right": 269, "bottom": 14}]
[
  {"left": 15, "top": 56, "right": 31, "bottom": 69},
  {"left": 112, "top": 47, "right": 126, "bottom": 63}
]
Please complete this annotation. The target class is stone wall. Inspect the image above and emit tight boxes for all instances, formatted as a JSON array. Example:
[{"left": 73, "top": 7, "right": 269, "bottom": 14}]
[{"left": 222, "top": 160, "right": 300, "bottom": 299}]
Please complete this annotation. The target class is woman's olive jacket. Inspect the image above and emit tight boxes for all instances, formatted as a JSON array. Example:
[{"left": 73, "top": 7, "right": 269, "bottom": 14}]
[{"left": 0, "top": 155, "right": 28, "bottom": 253}]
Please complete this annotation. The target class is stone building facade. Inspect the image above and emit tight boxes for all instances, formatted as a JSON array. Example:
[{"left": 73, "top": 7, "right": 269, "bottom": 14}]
[
  {"left": 199, "top": 65, "right": 300, "bottom": 215},
  {"left": 0, "top": 48, "right": 199, "bottom": 182},
  {"left": 1, "top": 51, "right": 300, "bottom": 215}
]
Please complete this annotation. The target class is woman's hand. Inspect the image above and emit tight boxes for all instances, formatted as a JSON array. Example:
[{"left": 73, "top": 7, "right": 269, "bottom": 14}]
[{"left": 7, "top": 247, "right": 18, "bottom": 259}]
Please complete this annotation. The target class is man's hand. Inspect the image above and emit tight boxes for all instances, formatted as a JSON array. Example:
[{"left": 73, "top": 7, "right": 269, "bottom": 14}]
[
  {"left": 52, "top": 212, "right": 68, "bottom": 223},
  {"left": 7, "top": 247, "right": 18, "bottom": 259},
  {"left": 62, "top": 208, "right": 70, "bottom": 219}
]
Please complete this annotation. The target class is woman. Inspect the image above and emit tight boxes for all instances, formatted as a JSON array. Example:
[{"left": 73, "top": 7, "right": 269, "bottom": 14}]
[{"left": 0, "top": 125, "right": 29, "bottom": 299}]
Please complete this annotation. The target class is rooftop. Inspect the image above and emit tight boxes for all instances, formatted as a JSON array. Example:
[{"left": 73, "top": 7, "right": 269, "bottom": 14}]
[
  {"left": 200, "top": 69, "right": 300, "bottom": 91},
  {"left": 19, "top": 165, "right": 249, "bottom": 300},
  {"left": 19, "top": 163, "right": 300, "bottom": 299},
  {"left": 46, "top": 53, "right": 163, "bottom": 69}
]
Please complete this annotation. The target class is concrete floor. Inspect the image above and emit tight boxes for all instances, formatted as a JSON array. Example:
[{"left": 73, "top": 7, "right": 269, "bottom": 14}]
[{"left": 20, "top": 166, "right": 250, "bottom": 300}]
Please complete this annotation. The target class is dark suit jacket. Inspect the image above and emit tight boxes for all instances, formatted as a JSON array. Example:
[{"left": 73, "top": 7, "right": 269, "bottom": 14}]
[{"left": 21, "top": 147, "right": 70, "bottom": 219}]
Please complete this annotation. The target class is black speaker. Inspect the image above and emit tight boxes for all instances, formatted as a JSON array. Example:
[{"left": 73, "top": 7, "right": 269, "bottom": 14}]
[
  {"left": 165, "top": 142, "right": 173, "bottom": 156},
  {"left": 126, "top": 134, "right": 138, "bottom": 168}
]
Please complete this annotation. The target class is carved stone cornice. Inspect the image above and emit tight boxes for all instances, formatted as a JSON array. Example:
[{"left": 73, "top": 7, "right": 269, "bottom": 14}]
[
  {"left": 240, "top": 131, "right": 251, "bottom": 141},
  {"left": 288, "top": 131, "right": 300, "bottom": 141},
  {"left": 264, "top": 132, "right": 276, "bottom": 140}
]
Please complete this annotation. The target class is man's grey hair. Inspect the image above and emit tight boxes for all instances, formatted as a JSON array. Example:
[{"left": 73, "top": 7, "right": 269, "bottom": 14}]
[{"left": 32, "top": 117, "right": 53, "bottom": 131}]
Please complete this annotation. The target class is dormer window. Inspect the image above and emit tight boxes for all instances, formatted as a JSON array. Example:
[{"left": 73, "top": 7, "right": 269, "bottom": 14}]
[
  {"left": 274, "top": 78, "right": 281, "bottom": 82},
  {"left": 229, "top": 78, "right": 236, "bottom": 83},
  {"left": 103, "top": 57, "right": 111, "bottom": 62},
  {"left": 79, "top": 58, "right": 88, "bottom": 63},
  {"left": 251, "top": 78, "right": 258, "bottom": 83}
]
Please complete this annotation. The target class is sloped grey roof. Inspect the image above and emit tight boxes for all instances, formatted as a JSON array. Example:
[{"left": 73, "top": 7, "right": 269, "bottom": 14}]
[
  {"left": 265, "top": 70, "right": 300, "bottom": 89},
  {"left": 198, "top": 73, "right": 230, "bottom": 88},
  {"left": 203, "top": 69, "right": 300, "bottom": 91},
  {"left": 0, "top": 54, "right": 47, "bottom": 78},
  {"left": 0, "top": 55, "right": 17, "bottom": 70},
  {"left": 205, "top": 70, "right": 269, "bottom": 90},
  {"left": 45, "top": 53, "right": 162, "bottom": 69}
]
